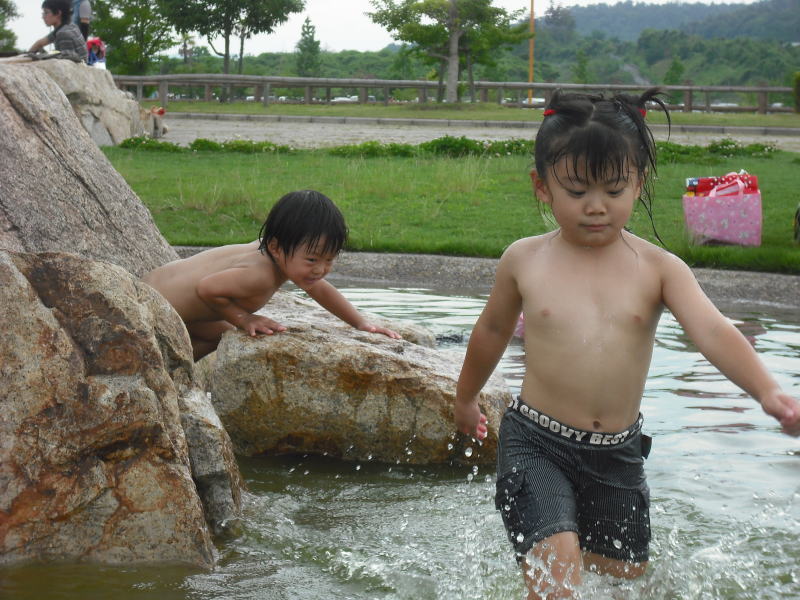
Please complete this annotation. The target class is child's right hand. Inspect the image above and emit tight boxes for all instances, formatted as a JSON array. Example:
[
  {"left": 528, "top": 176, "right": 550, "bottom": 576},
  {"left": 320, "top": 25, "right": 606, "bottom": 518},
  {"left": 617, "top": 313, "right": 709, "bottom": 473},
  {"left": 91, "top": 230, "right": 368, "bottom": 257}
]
[
  {"left": 454, "top": 398, "right": 488, "bottom": 440},
  {"left": 241, "top": 314, "right": 287, "bottom": 336},
  {"left": 760, "top": 389, "right": 800, "bottom": 436}
]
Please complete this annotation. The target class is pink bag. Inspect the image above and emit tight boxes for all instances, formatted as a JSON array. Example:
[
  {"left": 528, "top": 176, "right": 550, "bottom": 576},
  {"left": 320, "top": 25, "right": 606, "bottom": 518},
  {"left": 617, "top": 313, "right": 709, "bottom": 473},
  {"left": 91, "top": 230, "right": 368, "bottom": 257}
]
[{"left": 682, "top": 172, "right": 762, "bottom": 247}]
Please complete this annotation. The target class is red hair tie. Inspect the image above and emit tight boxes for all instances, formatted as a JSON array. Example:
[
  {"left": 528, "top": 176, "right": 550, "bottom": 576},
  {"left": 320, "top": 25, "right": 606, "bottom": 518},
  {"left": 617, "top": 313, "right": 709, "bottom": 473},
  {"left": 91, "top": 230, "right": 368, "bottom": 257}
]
[
  {"left": 639, "top": 108, "right": 647, "bottom": 118},
  {"left": 543, "top": 109, "right": 556, "bottom": 116}
]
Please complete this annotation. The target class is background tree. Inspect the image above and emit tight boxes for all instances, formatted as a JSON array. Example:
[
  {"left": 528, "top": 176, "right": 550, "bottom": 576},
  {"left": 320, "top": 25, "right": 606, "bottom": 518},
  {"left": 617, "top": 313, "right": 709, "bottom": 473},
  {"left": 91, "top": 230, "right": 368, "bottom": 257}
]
[
  {"left": 92, "top": 0, "right": 176, "bottom": 74},
  {"left": 159, "top": 0, "right": 304, "bottom": 76},
  {"left": 572, "top": 48, "right": 589, "bottom": 83},
  {"left": 663, "top": 56, "right": 685, "bottom": 85},
  {"left": 179, "top": 33, "right": 196, "bottom": 65},
  {"left": 295, "top": 16, "right": 320, "bottom": 77},
  {"left": 0, "top": 0, "right": 18, "bottom": 52},
  {"left": 370, "top": 0, "right": 525, "bottom": 104}
]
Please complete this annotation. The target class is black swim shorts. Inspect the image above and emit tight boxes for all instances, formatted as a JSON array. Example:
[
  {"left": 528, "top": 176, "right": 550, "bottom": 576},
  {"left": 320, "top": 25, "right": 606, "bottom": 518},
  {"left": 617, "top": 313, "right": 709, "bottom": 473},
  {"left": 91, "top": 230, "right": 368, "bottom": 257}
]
[{"left": 495, "top": 397, "right": 651, "bottom": 563}]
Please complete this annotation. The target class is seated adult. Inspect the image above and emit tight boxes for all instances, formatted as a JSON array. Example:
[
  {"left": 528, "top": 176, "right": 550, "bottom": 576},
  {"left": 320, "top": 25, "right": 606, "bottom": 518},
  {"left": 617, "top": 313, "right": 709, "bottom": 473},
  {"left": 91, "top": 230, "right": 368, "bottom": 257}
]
[{"left": 28, "top": 0, "right": 88, "bottom": 63}]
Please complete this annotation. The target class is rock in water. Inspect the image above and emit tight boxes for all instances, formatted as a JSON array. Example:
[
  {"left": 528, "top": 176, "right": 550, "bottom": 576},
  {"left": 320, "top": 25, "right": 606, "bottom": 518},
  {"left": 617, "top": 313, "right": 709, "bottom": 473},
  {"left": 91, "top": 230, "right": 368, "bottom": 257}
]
[{"left": 206, "top": 300, "right": 510, "bottom": 465}]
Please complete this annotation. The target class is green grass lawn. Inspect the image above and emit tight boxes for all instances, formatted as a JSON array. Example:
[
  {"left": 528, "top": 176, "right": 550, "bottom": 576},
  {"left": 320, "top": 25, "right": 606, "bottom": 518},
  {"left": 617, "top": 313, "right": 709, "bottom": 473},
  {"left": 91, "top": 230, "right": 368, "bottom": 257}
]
[
  {"left": 142, "top": 100, "right": 800, "bottom": 129},
  {"left": 103, "top": 144, "right": 800, "bottom": 274}
]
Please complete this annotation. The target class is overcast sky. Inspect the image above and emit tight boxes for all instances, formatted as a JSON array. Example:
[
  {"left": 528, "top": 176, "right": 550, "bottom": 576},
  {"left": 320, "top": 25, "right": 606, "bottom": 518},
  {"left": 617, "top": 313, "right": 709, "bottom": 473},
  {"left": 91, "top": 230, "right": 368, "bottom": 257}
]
[{"left": 10, "top": 0, "right": 759, "bottom": 55}]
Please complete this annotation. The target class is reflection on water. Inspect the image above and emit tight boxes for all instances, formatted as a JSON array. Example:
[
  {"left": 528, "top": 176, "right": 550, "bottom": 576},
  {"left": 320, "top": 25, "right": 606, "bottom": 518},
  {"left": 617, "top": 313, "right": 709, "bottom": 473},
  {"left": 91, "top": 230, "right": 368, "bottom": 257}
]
[{"left": 2, "top": 287, "right": 798, "bottom": 599}]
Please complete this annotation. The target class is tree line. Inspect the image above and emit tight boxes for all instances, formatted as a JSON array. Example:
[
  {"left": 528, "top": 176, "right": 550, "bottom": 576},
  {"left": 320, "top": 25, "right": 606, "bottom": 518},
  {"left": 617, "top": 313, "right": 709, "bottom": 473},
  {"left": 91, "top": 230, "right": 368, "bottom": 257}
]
[{"left": 1, "top": 0, "right": 797, "bottom": 103}]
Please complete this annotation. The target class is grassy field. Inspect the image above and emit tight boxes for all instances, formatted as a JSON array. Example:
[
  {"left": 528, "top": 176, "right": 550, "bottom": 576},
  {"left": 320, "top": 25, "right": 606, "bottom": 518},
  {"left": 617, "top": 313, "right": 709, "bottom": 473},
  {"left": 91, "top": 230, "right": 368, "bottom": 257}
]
[
  {"left": 141, "top": 100, "right": 800, "bottom": 129},
  {"left": 103, "top": 144, "right": 800, "bottom": 274}
]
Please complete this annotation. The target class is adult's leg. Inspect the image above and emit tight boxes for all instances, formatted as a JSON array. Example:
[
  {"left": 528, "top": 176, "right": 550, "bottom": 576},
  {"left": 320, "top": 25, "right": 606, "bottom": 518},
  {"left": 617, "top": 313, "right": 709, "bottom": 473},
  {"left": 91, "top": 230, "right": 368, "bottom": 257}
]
[{"left": 187, "top": 320, "right": 234, "bottom": 360}]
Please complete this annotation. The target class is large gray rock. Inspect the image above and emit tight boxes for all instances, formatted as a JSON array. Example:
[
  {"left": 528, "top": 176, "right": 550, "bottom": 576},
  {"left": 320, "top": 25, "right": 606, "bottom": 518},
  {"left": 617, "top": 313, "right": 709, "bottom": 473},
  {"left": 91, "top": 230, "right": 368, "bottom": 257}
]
[
  {"left": 205, "top": 294, "right": 510, "bottom": 465},
  {"left": 0, "top": 64, "right": 176, "bottom": 276},
  {"left": 27, "top": 59, "right": 143, "bottom": 146},
  {"left": 0, "top": 251, "right": 241, "bottom": 567}
]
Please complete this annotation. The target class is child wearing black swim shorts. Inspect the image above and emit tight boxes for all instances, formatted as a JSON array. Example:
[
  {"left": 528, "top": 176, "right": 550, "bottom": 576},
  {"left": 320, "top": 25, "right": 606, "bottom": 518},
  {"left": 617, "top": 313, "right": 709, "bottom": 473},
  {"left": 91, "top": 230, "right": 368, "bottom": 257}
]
[{"left": 454, "top": 89, "right": 800, "bottom": 598}]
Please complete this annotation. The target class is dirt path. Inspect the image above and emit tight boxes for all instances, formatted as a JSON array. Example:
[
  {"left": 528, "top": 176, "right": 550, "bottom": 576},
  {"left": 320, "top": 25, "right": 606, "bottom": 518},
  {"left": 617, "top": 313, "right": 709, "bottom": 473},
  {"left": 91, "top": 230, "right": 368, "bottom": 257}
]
[{"left": 164, "top": 115, "right": 800, "bottom": 152}]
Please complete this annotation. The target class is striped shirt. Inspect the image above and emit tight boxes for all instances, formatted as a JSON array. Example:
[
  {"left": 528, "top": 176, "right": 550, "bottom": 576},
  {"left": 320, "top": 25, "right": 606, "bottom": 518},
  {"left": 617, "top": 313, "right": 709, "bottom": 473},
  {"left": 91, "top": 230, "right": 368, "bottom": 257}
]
[{"left": 47, "top": 23, "right": 88, "bottom": 63}]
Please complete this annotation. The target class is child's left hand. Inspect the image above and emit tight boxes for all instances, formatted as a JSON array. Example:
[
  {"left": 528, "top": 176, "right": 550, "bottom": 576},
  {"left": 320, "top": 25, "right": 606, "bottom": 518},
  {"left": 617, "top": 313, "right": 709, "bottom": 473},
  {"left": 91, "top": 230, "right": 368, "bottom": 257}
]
[
  {"left": 359, "top": 322, "right": 402, "bottom": 339},
  {"left": 759, "top": 389, "right": 800, "bottom": 436}
]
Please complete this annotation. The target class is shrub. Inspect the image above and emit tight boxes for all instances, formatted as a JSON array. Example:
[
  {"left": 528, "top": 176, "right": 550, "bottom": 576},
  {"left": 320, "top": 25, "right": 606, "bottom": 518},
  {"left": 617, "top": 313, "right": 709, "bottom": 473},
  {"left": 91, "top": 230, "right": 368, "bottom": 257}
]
[
  {"left": 419, "top": 136, "right": 484, "bottom": 157},
  {"left": 118, "top": 136, "right": 185, "bottom": 152},
  {"left": 189, "top": 138, "right": 224, "bottom": 152}
]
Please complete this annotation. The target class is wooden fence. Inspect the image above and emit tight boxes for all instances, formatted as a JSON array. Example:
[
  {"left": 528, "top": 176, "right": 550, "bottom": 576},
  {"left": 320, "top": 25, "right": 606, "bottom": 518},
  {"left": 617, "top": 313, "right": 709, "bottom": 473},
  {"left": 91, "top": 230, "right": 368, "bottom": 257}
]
[{"left": 112, "top": 74, "right": 794, "bottom": 114}]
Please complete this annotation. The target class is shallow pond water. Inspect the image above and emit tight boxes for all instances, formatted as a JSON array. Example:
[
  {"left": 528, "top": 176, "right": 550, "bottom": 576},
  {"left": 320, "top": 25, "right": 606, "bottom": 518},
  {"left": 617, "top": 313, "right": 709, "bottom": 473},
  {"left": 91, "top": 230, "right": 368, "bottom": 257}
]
[{"left": 2, "top": 286, "right": 799, "bottom": 599}]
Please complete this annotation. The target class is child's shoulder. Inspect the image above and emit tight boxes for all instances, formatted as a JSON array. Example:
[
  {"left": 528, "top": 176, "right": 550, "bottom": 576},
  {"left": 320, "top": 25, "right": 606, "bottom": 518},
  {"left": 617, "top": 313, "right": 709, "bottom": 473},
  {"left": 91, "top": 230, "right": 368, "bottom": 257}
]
[{"left": 622, "top": 231, "right": 693, "bottom": 275}]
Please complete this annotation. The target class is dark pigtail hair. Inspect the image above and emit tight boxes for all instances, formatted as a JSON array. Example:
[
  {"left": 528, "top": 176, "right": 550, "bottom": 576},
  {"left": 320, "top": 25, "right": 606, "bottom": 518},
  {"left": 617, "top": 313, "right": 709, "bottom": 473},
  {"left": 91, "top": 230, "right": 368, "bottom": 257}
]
[{"left": 535, "top": 87, "right": 670, "bottom": 245}]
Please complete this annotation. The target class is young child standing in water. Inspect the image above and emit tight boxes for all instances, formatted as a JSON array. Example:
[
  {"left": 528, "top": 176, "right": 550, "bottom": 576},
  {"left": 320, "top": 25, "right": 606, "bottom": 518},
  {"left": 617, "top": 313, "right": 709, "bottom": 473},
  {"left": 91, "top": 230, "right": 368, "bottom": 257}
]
[
  {"left": 454, "top": 89, "right": 800, "bottom": 598},
  {"left": 144, "top": 190, "right": 399, "bottom": 360}
]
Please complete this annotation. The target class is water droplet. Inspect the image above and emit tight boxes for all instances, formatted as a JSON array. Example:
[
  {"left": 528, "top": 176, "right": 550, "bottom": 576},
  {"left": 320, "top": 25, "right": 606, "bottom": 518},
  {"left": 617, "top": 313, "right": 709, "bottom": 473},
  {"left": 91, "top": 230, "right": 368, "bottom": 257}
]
[
  {"left": 367, "top": 454, "right": 373, "bottom": 461},
  {"left": 464, "top": 447, "right": 473, "bottom": 458},
  {"left": 472, "top": 465, "right": 479, "bottom": 475},
  {"left": 447, "top": 443, "right": 454, "bottom": 450},
  {"left": 612, "top": 539, "right": 623, "bottom": 550},
  {"left": 516, "top": 532, "right": 524, "bottom": 543},
  {"left": 303, "top": 470, "right": 310, "bottom": 475},
  {"left": 484, "top": 475, "right": 492, "bottom": 483},
  {"left": 355, "top": 465, "right": 361, "bottom": 471},
  {"left": 466, "top": 473, "right": 474, "bottom": 482},
  {"left": 504, "top": 504, "right": 511, "bottom": 512}
]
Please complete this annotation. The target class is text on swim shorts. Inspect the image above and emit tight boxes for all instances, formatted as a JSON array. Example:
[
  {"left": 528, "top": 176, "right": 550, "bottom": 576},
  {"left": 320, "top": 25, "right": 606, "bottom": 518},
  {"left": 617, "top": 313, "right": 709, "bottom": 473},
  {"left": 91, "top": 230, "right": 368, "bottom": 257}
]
[{"left": 507, "top": 396, "right": 632, "bottom": 446}]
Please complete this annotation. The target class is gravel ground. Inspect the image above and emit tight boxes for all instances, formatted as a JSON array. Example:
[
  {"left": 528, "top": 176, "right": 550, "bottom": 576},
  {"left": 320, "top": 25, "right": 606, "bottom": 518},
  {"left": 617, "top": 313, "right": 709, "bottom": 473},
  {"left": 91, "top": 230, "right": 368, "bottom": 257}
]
[{"left": 164, "top": 114, "right": 800, "bottom": 153}]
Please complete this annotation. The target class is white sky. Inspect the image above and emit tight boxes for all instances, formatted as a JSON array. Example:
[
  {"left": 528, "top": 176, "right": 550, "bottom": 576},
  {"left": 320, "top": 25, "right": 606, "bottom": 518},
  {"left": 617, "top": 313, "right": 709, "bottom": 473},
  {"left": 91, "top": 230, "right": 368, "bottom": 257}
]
[{"left": 10, "top": 0, "right": 760, "bottom": 55}]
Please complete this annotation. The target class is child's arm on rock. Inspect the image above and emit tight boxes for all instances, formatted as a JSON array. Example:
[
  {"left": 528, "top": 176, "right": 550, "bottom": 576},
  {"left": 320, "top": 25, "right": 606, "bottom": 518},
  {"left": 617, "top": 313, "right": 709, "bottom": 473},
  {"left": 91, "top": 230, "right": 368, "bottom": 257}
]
[{"left": 305, "top": 280, "right": 401, "bottom": 339}]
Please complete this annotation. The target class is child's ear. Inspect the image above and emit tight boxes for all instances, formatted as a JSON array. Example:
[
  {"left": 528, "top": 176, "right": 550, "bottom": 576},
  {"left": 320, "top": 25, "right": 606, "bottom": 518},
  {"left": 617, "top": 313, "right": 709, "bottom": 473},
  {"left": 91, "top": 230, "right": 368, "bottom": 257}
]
[
  {"left": 266, "top": 239, "right": 281, "bottom": 259},
  {"left": 530, "top": 169, "right": 552, "bottom": 204}
]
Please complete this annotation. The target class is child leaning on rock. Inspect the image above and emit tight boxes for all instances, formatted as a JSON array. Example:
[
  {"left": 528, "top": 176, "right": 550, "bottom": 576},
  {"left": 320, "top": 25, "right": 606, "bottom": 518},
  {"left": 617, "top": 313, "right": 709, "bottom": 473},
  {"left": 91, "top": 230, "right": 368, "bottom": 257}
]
[{"left": 143, "top": 190, "right": 400, "bottom": 360}]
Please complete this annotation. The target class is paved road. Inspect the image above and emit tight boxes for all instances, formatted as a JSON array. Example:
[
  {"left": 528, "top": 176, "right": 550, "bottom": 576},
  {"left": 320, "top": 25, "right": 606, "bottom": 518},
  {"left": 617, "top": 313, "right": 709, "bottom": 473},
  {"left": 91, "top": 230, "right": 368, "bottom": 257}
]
[{"left": 164, "top": 114, "right": 800, "bottom": 152}]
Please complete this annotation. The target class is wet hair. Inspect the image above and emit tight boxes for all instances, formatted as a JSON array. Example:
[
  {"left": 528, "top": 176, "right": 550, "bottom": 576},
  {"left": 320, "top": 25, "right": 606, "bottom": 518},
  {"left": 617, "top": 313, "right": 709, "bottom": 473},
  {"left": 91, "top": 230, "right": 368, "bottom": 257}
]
[
  {"left": 42, "top": 0, "right": 72, "bottom": 23},
  {"left": 258, "top": 190, "right": 348, "bottom": 259},
  {"left": 535, "top": 87, "right": 670, "bottom": 243}
]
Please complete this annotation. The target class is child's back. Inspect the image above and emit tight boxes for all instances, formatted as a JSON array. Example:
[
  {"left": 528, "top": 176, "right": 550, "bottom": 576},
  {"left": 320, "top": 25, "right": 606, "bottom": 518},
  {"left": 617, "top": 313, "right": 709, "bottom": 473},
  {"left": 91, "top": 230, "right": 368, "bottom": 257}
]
[
  {"left": 143, "top": 190, "right": 399, "bottom": 360},
  {"left": 144, "top": 241, "right": 276, "bottom": 323}
]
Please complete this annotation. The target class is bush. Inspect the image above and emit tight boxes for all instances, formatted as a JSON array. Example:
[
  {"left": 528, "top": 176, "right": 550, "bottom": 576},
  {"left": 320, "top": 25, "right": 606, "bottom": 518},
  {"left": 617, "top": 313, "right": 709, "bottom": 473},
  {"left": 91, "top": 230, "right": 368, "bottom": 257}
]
[
  {"left": 328, "top": 140, "right": 416, "bottom": 158},
  {"left": 419, "top": 136, "right": 484, "bottom": 157},
  {"left": 189, "top": 138, "right": 223, "bottom": 152},
  {"left": 118, "top": 136, "right": 185, "bottom": 152}
]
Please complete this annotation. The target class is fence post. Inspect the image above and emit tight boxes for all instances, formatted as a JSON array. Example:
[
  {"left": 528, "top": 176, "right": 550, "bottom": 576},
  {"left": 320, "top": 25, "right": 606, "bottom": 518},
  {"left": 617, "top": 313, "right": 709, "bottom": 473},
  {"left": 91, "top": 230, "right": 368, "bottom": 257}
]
[
  {"left": 136, "top": 83, "right": 143, "bottom": 101},
  {"left": 683, "top": 81, "right": 693, "bottom": 113},
  {"left": 262, "top": 83, "right": 271, "bottom": 107},
  {"left": 419, "top": 86, "right": 428, "bottom": 103},
  {"left": 325, "top": 87, "right": 332, "bottom": 103},
  {"left": 480, "top": 87, "right": 488, "bottom": 103},
  {"left": 204, "top": 84, "right": 212, "bottom": 102},
  {"left": 255, "top": 84, "right": 263, "bottom": 102},
  {"left": 359, "top": 87, "right": 368, "bottom": 104},
  {"left": 158, "top": 81, "right": 168, "bottom": 107},
  {"left": 304, "top": 86, "right": 312, "bottom": 104},
  {"left": 383, "top": 87, "right": 390, "bottom": 105},
  {"left": 757, "top": 89, "right": 768, "bottom": 114},
  {"left": 497, "top": 86, "right": 504, "bottom": 104}
]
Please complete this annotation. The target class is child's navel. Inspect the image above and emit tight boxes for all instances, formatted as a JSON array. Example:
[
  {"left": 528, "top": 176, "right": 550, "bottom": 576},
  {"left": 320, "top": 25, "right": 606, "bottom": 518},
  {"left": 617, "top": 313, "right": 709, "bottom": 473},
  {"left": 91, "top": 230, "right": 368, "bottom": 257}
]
[{"left": 540, "top": 308, "right": 551, "bottom": 318}]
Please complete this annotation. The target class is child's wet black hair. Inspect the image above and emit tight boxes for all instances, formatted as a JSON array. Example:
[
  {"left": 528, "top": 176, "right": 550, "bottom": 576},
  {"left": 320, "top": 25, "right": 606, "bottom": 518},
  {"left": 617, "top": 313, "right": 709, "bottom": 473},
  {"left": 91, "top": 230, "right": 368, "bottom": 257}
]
[
  {"left": 258, "top": 190, "right": 348, "bottom": 259},
  {"left": 535, "top": 87, "right": 670, "bottom": 243}
]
